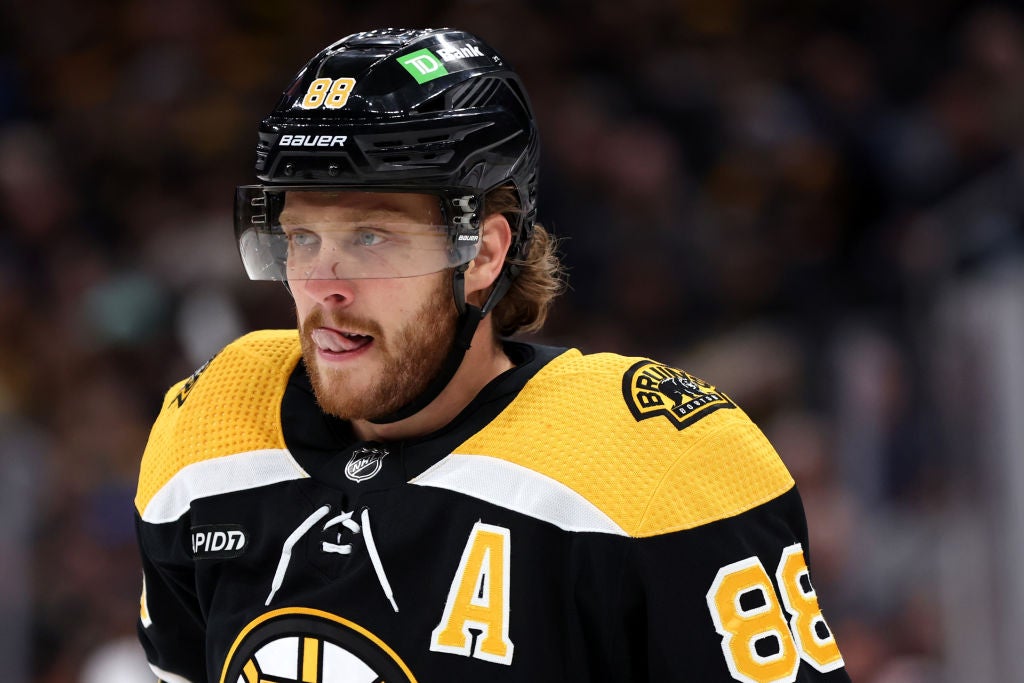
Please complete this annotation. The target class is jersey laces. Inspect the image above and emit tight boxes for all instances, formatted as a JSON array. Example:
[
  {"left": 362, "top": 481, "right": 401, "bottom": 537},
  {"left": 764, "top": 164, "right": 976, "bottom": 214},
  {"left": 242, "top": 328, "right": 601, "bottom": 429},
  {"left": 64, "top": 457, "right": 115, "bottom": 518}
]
[{"left": 265, "top": 505, "right": 398, "bottom": 612}]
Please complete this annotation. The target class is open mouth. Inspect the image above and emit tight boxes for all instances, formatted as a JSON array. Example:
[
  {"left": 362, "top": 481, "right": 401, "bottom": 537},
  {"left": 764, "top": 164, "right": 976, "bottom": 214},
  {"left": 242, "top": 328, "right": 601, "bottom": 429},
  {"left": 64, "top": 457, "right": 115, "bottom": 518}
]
[{"left": 311, "top": 327, "right": 374, "bottom": 355}]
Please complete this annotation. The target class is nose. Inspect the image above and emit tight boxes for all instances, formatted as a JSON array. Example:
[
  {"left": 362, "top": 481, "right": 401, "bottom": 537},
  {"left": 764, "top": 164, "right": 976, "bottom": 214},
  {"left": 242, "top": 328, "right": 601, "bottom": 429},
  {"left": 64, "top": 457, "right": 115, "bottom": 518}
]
[{"left": 294, "top": 269, "right": 358, "bottom": 307}]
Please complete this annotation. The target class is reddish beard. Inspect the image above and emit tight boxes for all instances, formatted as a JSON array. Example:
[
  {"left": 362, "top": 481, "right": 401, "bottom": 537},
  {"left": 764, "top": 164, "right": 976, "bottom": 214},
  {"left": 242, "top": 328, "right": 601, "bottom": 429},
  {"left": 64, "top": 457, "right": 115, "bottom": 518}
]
[{"left": 299, "top": 276, "right": 457, "bottom": 421}]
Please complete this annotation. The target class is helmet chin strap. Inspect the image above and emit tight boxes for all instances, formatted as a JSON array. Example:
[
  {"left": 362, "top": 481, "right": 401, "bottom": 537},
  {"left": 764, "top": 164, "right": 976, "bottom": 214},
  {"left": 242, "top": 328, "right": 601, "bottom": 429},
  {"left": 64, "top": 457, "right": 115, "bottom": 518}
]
[{"left": 368, "top": 264, "right": 518, "bottom": 425}]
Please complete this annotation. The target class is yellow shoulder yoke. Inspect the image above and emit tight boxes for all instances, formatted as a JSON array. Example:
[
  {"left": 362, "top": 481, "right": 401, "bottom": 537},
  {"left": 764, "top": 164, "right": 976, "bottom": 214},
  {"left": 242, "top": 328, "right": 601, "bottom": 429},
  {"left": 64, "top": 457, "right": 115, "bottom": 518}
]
[
  {"left": 455, "top": 350, "right": 794, "bottom": 537},
  {"left": 134, "top": 330, "right": 302, "bottom": 514}
]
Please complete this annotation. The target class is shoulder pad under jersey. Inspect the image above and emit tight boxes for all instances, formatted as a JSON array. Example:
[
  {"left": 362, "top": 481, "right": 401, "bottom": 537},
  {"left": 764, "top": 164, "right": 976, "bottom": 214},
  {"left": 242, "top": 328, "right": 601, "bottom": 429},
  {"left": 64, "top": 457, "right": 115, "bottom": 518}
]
[
  {"left": 135, "top": 330, "right": 304, "bottom": 523},
  {"left": 440, "top": 351, "right": 795, "bottom": 537}
]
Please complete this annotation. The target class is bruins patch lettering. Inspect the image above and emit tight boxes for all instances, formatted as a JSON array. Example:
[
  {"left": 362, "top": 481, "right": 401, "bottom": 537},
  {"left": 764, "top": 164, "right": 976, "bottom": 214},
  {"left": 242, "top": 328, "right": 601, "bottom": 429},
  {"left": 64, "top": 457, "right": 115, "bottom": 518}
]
[
  {"left": 221, "top": 607, "right": 416, "bottom": 683},
  {"left": 622, "top": 360, "right": 736, "bottom": 430}
]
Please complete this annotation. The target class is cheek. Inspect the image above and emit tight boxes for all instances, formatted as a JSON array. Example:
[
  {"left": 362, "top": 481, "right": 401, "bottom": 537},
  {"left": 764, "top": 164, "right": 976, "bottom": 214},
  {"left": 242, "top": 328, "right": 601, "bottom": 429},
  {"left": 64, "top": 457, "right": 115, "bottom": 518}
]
[
  {"left": 386, "top": 276, "right": 450, "bottom": 315},
  {"left": 291, "top": 289, "right": 315, "bottom": 322},
  {"left": 378, "top": 288, "right": 424, "bottom": 322}
]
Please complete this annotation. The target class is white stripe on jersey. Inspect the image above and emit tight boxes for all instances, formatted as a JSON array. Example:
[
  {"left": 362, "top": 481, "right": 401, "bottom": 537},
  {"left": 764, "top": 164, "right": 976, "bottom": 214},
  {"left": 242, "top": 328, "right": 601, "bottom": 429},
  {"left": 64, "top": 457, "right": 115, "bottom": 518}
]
[
  {"left": 411, "top": 454, "right": 629, "bottom": 536},
  {"left": 142, "top": 449, "right": 309, "bottom": 524}
]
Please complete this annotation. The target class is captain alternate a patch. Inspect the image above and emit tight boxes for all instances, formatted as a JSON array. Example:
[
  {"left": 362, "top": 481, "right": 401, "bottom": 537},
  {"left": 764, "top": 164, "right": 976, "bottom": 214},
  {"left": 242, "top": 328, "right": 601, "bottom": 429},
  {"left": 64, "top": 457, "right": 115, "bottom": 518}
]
[{"left": 622, "top": 360, "right": 736, "bottom": 430}]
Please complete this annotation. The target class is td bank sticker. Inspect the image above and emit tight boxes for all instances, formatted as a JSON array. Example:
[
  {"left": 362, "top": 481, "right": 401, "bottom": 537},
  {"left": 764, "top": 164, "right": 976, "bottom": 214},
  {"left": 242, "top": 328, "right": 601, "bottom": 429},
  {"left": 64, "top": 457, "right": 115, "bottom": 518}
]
[{"left": 398, "top": 48, "right": 449, "bottom": 83}]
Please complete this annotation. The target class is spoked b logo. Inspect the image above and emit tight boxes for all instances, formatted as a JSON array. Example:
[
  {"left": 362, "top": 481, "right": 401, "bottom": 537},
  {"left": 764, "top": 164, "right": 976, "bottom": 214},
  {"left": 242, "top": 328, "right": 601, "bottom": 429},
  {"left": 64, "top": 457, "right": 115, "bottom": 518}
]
[{"left": 222, "top": 608, "right": 415, "bottom": 683}]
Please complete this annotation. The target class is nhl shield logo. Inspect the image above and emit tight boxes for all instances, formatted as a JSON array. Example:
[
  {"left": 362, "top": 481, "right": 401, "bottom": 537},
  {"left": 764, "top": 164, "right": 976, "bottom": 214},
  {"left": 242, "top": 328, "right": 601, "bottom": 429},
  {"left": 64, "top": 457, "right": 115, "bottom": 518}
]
[
  {"left": 622, "top": 360, "right": 736, "bottom": 430},
  {"left": 345, "top": 446, "right": 388, "bottom": 483}
]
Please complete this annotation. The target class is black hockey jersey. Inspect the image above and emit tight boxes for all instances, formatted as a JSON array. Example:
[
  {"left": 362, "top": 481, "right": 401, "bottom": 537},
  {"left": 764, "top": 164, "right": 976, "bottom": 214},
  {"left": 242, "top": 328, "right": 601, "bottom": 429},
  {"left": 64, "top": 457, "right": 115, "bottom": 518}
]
[{"left": 135, "top": 330, "right": 850, "bottom": 683}]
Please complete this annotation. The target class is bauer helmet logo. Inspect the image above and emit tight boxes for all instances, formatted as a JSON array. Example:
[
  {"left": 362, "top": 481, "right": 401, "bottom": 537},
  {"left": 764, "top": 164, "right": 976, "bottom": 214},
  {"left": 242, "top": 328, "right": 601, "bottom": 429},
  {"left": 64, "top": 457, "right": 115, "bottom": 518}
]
[
  {"left": 278, "top": 134, "right": 347, "bottom": 147},
  {"left": 622, "top": 360, "right": 736, "bottom": 430}
]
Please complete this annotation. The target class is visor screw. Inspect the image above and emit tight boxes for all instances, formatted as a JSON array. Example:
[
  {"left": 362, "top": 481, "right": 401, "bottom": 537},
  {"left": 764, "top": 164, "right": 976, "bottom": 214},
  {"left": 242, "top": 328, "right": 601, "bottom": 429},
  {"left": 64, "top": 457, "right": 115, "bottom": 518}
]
[
  {"left": 328, "top": 164, "right": 340, "bottom": 177},
  {"left": 283, "top": 163, "right": 295, "bottom": 176},
  {"left": 454, "top": 196, "right": 477, "bottom": 212}
]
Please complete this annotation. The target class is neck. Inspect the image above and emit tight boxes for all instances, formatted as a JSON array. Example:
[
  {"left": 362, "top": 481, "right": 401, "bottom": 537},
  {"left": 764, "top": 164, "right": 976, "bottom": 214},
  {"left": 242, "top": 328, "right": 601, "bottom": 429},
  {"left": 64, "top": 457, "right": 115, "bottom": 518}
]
[{"left": 351, "top": 325, "right": 513, "bottom": 443}]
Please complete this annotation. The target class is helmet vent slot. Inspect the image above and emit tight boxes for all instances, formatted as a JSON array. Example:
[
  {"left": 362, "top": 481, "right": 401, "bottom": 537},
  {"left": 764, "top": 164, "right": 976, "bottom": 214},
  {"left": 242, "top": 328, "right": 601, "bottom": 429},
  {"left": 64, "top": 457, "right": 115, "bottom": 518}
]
[{"left": 450, "top": 77, "right": 501, "bottom": 110}]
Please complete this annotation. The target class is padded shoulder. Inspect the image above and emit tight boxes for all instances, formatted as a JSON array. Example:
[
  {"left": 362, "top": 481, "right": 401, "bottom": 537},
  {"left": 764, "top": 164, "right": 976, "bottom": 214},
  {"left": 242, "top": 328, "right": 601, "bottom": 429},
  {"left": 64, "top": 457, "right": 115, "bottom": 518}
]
[
  {"left": 134, "top": 330, "right": 304, "bottom": 519},
  {"left": 452, "top": 350, "right": 795, "bottom": 537}
]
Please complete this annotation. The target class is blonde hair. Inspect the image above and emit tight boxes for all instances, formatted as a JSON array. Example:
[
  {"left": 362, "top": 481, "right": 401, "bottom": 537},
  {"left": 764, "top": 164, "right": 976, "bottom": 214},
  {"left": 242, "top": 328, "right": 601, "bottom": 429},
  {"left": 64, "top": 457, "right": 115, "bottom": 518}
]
[{"left": 482, "top": 186, "right": 566, "bottom": 337}]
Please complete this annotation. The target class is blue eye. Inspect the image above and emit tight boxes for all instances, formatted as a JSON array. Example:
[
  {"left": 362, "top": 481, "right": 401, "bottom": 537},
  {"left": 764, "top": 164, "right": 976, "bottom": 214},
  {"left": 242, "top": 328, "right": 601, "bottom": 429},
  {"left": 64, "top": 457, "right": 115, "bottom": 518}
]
[
  {"left": 288, "top": 231, "right": 320, "bottom": 248},
  {"left": 355, "top": 231, "right": 386, "bottom": 247}
]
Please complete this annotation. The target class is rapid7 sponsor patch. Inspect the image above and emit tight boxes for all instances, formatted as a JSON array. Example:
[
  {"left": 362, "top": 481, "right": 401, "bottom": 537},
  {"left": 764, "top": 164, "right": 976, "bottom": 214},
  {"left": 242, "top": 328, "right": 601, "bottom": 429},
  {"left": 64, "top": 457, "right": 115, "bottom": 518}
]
[{"left": 191, "top": 524, "right": 248, "bottom": 559}]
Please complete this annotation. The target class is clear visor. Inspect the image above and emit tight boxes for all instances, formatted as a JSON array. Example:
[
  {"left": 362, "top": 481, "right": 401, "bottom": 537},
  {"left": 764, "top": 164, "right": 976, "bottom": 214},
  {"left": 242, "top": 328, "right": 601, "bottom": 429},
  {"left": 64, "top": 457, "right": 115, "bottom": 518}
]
[{"left": 234, "top": 186, "right": 481, "bottom": 281}]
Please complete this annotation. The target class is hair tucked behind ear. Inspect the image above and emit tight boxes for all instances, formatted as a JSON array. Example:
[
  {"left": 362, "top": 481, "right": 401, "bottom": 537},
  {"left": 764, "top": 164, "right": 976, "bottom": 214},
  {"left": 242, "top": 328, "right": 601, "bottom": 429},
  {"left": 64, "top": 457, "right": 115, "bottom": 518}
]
[{"left": 483, "top": 186, "right": 566, "bottom": 337}]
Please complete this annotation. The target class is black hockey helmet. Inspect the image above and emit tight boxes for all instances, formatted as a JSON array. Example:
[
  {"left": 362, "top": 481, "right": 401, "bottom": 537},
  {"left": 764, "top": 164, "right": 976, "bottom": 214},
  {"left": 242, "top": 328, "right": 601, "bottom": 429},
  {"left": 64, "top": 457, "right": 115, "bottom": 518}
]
[
  {"left": 236, "top": 28, "right": 541, "bottom": 424},
  {"left": 235, "top": 27, "right": 540, "bottom": 296}
]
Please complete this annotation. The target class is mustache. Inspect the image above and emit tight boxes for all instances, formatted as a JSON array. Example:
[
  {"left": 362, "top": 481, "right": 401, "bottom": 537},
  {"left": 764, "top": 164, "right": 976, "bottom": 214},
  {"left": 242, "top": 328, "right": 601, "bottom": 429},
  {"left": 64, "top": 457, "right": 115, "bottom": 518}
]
[{"left": 301, "top": 307, "right": 384, "bottom": 339}]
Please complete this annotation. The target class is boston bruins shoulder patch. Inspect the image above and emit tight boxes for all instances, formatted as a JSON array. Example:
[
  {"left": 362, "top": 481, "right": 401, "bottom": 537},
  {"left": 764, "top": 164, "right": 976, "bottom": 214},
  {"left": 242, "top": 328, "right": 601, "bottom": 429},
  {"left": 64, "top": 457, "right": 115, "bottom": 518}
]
[{"left": 622, "top": 360, "right": 736, "bottom": 430}]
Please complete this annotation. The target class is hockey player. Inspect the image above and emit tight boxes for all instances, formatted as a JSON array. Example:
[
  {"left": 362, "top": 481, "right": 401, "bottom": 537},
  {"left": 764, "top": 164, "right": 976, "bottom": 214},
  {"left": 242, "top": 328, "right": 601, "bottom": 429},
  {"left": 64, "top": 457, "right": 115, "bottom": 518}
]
[{"left": 135, "top": 28, "right": 851, "bottom": 683}]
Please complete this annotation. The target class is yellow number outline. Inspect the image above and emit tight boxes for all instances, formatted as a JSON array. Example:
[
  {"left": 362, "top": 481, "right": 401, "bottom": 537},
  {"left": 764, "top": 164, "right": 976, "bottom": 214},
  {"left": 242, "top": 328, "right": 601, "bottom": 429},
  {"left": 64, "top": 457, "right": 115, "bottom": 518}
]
[
  {"left": 706, "top": 544, "right": 844, "bottom": 682},
  {"left": 707, "top": 556, "right": 800, "bottom": 683},
  {"left": 776, "top": 544, "right": 844, "bottom": 672},
  {"left": 300, "top": 77, "right": 356, "bottom": 110}
]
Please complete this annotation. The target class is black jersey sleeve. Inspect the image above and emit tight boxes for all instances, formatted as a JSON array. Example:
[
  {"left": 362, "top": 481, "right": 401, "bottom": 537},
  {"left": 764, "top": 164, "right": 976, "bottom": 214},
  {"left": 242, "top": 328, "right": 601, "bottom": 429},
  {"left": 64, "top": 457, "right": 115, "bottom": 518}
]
[
  {"left": 133, "top": 331, "right": 301, "bottom": 681},
  {"left": 136, "top": 511, "right": 207, "bottom": 683},
  {"left": 448, "top": 350, "right": 851, "bottom": 681},
  {"left": 621, "top": 486, "right": 851, "bottom": 682}
]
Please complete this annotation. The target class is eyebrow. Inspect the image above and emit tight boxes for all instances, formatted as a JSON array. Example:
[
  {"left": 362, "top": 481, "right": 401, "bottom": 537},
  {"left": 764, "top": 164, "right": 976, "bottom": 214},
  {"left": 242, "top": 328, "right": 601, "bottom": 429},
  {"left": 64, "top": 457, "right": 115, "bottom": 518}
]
[{"left": 280, "top": 206, "right": 428, "bottom": 224}]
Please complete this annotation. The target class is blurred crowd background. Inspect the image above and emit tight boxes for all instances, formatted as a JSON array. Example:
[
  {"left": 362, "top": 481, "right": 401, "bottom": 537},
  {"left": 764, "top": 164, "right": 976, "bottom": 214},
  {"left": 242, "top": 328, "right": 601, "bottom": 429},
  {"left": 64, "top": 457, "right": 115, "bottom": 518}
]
[{"left": 2, "top": 0, "right": 1024, "bottom": 681}]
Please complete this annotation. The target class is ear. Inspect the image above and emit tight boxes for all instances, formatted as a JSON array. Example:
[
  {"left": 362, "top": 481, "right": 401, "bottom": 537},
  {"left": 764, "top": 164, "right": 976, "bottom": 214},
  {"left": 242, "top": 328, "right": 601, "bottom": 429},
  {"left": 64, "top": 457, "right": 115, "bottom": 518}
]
[{"left": 464, "top": 212, "right": 512, "bottom": 298}]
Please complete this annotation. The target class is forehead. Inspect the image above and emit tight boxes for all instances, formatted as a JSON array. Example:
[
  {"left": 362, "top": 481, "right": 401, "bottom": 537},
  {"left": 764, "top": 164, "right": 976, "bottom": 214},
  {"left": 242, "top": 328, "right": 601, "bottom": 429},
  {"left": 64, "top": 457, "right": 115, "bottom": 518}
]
[{"left": 279, "top": 191, "right": 442, "bottom": 223}]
